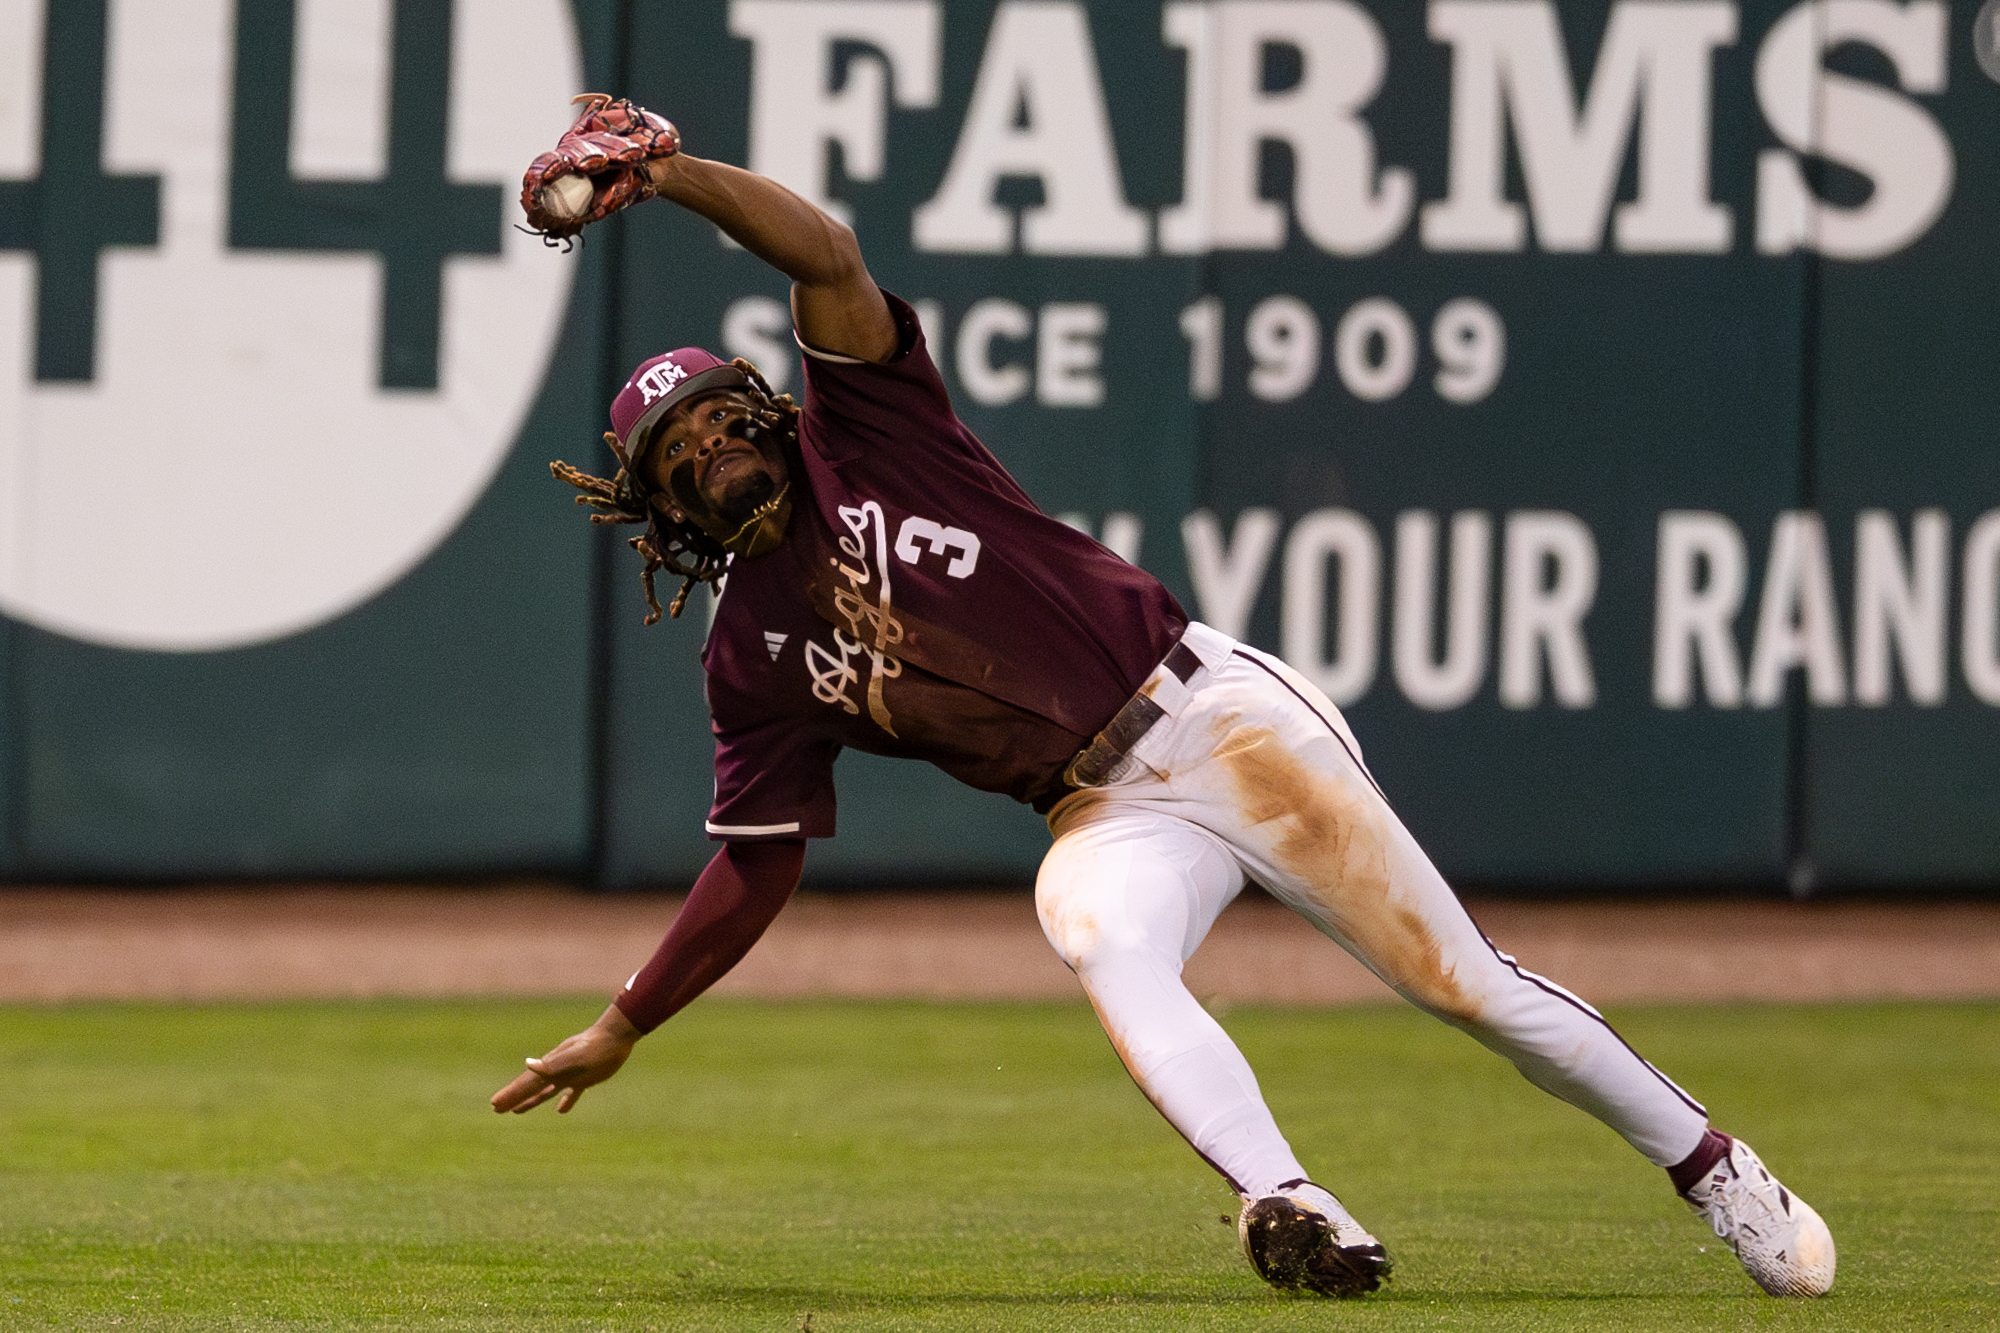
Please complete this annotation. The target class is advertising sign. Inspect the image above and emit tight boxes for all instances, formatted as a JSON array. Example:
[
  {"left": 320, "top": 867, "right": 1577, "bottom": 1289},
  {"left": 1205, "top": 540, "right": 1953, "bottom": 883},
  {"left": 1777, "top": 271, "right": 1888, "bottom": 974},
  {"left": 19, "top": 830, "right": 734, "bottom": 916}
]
[{"left": 6, "top": 0, "right": 1998, "bottom": 888}]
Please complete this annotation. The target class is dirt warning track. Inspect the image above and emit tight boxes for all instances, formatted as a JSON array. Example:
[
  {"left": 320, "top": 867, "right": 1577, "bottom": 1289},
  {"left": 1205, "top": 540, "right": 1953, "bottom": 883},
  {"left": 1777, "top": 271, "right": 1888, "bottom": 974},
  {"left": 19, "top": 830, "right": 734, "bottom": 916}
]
[{"left": 2, "top": 887, "right": 1995, "bottom": 1006}]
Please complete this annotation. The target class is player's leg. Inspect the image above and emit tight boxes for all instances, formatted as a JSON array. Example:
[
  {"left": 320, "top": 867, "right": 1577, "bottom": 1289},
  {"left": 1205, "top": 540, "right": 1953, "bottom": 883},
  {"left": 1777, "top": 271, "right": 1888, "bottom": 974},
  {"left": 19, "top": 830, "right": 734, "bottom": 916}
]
[
  {"left": 1152, "top": 640, "right": 1831, "bottom": 1293},
  {"left": 1034, "top": 806, "right": 1295, "bottom": 1194},
  {"left": 1035, "top": 803, "right": 1391, "bottom": 1296},
  {"left": 1251, "top": 742, "right": 1835, "bottom": 1296},
  {"left": 1157, "top": 644, "right": 1710, "bottom": 1167}
]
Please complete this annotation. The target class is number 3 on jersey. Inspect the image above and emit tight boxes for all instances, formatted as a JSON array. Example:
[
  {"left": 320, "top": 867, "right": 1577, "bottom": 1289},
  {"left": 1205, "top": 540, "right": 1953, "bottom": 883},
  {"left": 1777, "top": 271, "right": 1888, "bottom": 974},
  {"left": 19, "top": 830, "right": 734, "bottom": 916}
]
[{"left": 895, "top": 516, "right": 980, "bottom": 579}]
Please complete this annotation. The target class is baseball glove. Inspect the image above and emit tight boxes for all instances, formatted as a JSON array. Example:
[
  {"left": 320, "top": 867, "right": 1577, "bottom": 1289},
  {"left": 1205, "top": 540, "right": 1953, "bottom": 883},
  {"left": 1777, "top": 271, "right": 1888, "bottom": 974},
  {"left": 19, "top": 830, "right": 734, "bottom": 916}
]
[{"left": 520, "top": 94, "right": 681, "bottom": 245}]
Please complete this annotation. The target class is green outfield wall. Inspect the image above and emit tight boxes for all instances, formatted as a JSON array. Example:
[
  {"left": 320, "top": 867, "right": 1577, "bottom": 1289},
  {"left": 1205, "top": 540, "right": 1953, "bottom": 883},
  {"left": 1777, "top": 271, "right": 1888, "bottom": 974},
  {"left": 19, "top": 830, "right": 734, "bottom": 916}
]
[{"left": 5, "top": 0, "right": 1999, "bottom": 889}]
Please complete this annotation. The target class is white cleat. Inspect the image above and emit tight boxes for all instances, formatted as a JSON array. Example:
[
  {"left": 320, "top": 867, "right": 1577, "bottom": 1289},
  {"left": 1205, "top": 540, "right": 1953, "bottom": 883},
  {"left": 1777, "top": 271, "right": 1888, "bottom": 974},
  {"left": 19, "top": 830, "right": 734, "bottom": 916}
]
[
  {"left": 1238, "top": 1179, "right": 1390, "bottom": 1297},
  {"left": 1684, "top": 1138, "right": 1836, "bottom": 1296}
]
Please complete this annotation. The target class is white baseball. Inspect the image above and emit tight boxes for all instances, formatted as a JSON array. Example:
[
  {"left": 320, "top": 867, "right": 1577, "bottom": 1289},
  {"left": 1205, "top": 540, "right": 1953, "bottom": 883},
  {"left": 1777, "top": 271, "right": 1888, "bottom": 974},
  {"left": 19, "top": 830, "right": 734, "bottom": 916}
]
[{"left": 543, "top": 173, "right": 594, "bottom": 220}]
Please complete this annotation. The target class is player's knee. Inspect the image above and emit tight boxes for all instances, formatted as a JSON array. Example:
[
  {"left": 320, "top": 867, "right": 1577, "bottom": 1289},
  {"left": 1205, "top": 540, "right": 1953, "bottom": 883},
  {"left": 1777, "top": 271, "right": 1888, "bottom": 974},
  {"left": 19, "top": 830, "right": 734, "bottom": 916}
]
[
  {"left": 1070, "top": 929, "right": 1172, "bottom": 980},
  {"left": 1036, "top": 857, "right": 1114, "bottom": 970},
  {"left": 1037, "top": 891, "right": 1170, "bottom": 977},
  {"left": 1043, "top": 905, "right": 1119, "bottom": 975}
]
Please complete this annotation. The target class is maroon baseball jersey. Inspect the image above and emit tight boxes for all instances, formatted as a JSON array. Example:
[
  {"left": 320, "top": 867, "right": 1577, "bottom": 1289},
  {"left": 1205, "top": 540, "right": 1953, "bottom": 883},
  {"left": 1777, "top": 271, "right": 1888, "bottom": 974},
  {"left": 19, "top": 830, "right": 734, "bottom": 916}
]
[{"left": 701, "top": 292, "right": 1187, "bottom": 839}]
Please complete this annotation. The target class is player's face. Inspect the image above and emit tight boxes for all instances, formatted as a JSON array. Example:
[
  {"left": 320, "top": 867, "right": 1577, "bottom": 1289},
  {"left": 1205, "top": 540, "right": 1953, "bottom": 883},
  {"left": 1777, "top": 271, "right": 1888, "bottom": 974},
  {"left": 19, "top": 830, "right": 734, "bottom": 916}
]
[{"left": 643, "top": 390, "right": 789, "bottom": 535}]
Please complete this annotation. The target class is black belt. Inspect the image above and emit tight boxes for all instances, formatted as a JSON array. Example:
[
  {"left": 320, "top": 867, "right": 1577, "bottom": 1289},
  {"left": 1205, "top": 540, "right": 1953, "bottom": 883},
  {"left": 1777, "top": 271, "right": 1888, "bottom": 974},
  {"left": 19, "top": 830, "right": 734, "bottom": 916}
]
[{"left": 1063, "top": 639, "right": 1204, "bottom": 789}]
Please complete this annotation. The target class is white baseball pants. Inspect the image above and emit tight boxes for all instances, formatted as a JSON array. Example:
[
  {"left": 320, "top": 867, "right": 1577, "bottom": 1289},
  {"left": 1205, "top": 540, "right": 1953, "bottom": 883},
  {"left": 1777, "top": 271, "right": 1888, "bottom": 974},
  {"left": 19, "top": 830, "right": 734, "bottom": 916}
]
[{"left": 1035, "top": 622, "right": 1709, "bottom": 1199}]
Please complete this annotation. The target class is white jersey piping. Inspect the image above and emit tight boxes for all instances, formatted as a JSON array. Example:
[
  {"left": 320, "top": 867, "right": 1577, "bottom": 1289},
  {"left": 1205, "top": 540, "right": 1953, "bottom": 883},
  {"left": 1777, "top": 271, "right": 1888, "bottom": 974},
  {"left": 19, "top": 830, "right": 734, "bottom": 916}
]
[{"left": 705, "top": 819, "right": 803, "bottom": 837}]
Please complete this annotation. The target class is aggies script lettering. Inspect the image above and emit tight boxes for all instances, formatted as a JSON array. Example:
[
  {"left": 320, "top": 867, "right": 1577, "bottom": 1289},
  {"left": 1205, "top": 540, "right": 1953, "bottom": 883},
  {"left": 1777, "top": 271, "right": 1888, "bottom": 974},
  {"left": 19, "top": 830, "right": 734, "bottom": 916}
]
[
  {"left": 800, "top": 500, "right": 991, "bottom": 739},
  {"left": 806, "top": 500, "right": 906, "bottom": 737}
]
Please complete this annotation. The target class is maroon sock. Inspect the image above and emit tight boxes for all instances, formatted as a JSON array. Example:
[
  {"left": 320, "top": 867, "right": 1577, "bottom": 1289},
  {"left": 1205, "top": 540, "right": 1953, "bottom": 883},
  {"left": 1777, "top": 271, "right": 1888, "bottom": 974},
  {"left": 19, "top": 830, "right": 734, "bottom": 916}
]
[{"left": 1668, "top": 1129, "right": 1734, "bottom": 1196}]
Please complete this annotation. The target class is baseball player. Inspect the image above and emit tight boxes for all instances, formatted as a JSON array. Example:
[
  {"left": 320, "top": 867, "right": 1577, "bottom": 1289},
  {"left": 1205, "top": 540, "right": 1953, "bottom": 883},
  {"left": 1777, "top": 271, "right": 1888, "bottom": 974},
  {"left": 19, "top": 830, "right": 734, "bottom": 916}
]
[{"left": 491, "top": 97, "right": 1835, "bottom": 1299}]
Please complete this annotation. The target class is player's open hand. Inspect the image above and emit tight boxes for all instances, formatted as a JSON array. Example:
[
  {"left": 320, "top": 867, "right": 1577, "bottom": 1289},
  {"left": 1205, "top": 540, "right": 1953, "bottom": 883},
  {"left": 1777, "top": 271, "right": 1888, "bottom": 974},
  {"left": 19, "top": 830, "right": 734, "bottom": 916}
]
[{"left": 491, "top": 1003, "right": 640, "bottom": 1115}]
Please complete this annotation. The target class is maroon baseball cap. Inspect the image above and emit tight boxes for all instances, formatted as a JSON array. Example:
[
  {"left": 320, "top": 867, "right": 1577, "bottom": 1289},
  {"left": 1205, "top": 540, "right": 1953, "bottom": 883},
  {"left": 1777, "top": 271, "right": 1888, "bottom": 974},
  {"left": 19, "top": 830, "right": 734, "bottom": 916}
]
[{"left": 609, "top": 347, "right": 750, "bottom": 469}]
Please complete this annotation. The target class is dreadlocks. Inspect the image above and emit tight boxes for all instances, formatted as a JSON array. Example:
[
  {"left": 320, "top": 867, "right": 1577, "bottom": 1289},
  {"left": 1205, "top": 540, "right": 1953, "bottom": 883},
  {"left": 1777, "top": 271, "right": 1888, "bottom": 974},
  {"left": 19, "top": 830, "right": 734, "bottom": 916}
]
[{"left": 551, "top": 357, "right": 801, "bottom": 623}]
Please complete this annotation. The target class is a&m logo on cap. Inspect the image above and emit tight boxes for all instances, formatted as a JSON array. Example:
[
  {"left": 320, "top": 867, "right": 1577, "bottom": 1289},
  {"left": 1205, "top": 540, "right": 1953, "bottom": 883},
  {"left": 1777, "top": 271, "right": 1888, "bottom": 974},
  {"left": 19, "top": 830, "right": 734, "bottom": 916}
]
[{"left": 636, "top": 359, "right": 690, "bottom": 404}]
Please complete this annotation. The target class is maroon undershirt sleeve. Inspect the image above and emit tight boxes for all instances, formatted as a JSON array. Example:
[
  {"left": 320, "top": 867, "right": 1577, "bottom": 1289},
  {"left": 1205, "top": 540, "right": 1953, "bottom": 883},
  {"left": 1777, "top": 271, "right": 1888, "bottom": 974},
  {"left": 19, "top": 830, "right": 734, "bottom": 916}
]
[{"left": 613, "top": 839, "right": 806, "bottom": 1034}]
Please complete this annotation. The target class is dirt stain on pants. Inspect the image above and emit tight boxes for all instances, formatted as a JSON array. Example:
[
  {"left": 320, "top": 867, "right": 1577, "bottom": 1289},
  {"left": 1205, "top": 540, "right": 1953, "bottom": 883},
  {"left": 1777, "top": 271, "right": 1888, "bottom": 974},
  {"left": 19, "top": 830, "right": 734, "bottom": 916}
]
[{"left": 1212, "top": 724, "right": 1481, "bottom": 1023}]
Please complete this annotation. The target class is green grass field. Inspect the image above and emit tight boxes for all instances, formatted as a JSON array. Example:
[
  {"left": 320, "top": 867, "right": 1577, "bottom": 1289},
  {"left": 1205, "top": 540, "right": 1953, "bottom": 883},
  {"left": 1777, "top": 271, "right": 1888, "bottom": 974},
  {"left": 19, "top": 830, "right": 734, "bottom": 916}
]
[{"left": 1, "top": 998, "right": 1994, "bottom": 1331}]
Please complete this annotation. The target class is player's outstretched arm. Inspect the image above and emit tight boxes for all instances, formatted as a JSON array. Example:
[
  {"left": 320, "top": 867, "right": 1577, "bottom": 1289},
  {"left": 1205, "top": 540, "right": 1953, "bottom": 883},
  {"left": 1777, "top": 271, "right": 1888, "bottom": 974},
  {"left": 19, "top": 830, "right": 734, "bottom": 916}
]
[
  {"left": 491, "top": 1003, "right": 640, "bottom": 1115},
  {"left": 488, "top": 840, "right": 804, "bottom": 1116},
  {"left": 643, "top": 154, "right": 896, "bottom": 364}
]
